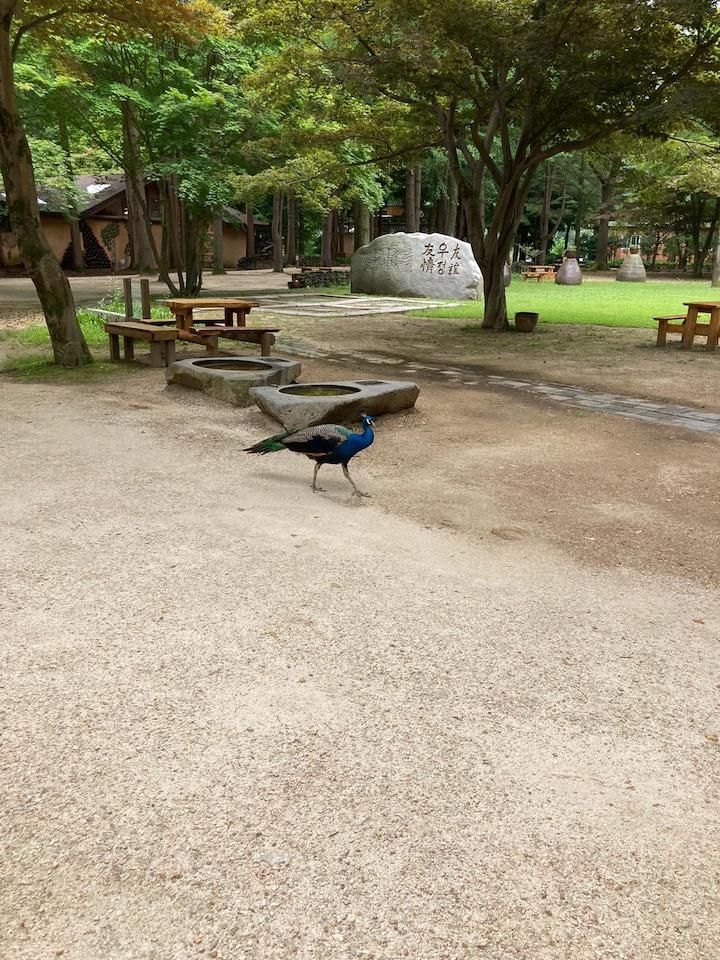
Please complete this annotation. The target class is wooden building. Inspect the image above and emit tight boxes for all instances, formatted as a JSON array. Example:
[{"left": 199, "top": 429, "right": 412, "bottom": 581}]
[{"left": 0, "top": 175, "right": 260, "bottom": 272}]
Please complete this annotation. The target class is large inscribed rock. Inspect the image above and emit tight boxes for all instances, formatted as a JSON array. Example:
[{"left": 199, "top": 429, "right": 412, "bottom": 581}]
[{"left": 351, "top": 232, "right": 483, "bottom": 300}]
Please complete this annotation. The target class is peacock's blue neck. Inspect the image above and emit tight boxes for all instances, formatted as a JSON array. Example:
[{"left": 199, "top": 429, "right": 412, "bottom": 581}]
[
  {"left": 331, "top": 421, "right": 374, "bottom": 463},
  {"left": 357, "top": 423, "right": 374, "bottom": 448}
]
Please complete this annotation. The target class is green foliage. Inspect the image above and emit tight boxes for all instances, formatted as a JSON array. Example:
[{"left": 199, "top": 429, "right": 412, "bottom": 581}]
[{"left": 419, "top": 280, "right": 713, "bottom": 328}]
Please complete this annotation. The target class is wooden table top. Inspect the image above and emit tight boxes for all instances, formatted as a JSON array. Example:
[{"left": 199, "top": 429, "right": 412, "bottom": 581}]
[
  {"left": 683, "top": 301, "right": 720, "bottom": 309},
  {"left": 164, "top": 298, "right": 260, "bottom": 309}
]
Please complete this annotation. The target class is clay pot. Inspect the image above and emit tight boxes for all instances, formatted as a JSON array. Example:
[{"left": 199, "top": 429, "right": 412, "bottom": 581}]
[
  {"left": 515, "top": 311, "right": 539, "bottom": 332},
  {"left": 555, "top": 249, "right": 583, "bottom": 285},
  {"left": 616, "top": 246, "right": 647, "bottom": 282}
]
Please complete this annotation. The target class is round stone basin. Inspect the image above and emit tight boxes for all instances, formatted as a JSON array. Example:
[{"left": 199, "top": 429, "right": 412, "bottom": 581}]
[
  {"left": 280, "top": 384, "right": 361, "bottom": 397},
  {"left": 194, "top": 359, "right": 272, "bottom": 371}
]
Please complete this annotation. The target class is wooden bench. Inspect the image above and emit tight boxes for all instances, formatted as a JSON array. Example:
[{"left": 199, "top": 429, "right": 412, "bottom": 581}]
[
  {"left": 105, "top": 321, "right": 178, "bottom": 367},
  {"left": 523, "top": 266, "right": 556, "bottom": 282},
  {"left": 654, "top": 315, "right": 689, "bottom": 347},
  {"left": 178, "top": 326, "right": 280, "bottom": 357},
  {"left": 88, "top": 308, "right": 174, "bottom": 327}
]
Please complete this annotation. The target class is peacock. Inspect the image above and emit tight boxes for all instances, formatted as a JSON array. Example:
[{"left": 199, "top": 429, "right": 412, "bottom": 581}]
[{"left": 244, "top": 414, "right": 375, "bottom": 496}]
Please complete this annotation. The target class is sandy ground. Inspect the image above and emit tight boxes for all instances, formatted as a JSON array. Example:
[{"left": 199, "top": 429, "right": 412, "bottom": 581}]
[{"left": 1, "top": 363, "right": 719, "bottom": 960}]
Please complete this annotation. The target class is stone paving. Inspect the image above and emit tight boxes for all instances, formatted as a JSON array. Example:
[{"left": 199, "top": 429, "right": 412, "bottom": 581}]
[
  {"left": 254, "top": 293, "right": 458, "bottom": 317},
  {"left": 485, "top": 375, "right": 720, "bottom": 434},
  {"left": 283, "top": 339, "right": 720, "bottom": 435}
]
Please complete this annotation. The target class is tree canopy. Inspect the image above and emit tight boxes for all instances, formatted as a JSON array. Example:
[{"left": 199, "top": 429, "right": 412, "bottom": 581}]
[{"left": 2, "top": 0, "right": 720, "bottom": 360}]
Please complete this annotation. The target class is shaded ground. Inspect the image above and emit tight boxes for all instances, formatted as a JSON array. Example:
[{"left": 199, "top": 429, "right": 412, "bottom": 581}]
[
  {"left": 259, "top": 311, "right": 720, "bottom": 410},
  {"left": 0, "top": 269, "right": 330, "bottom": 308},
  {"left": 1, "top": 360, "right": 719, "bottom": 959}
]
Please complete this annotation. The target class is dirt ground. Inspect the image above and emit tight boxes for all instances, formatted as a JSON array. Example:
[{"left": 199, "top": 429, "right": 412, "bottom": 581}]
[
  {"left": 1, "top": 307, "right": 720, "bottom": 958},
  {"left": 261, "top": 310, "right": 720, "bottom": 410},
  {"left": 2, "top": 353, "right": 720, "bottom": 960}
]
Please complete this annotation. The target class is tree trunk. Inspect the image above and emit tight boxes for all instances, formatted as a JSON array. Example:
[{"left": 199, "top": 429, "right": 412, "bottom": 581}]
[
  {"left": 162, "top": 175, "right": 185, "bottom": 292},
  {"left": 121, "top": 101, "right": 156, "bottom": 273},
  {"left": 405, "top": 166, "right": 418, "bottom": 232},
  {"left": 182, "top": 207, "right": 204, "bottom": 296},
  {"left": 0, "top": 17, "right": 90, "bottom": 365},
  {"left": 651, "top": 235, "right": 660, "bottom": 269},
  {"left": 332, "top": 208, "right": 342, "bottom": 260},
  {"left": 593, "top": 169, "right": 618, "bottom": 270},
  {"left": 352, "top": 200, "right": 370, "bottom": 249},
  {"left": 538, "top": 165, "right": 552, "bottom": 265},
  {"left": 444, "top": 167, "right": 458, "bottom": 236},
  {"left": 245, "top": 204, "right": 255, "bottom": 258},
  {"left": 286, "top": 191, "right": 297, "bottom": 264},
  {"left": 271, "top": 191, "right": 284, "bottom": 272},
  {"left": 712, "top": 235, "right": 720, "bottom": 287},
  {"left": 679, "top": 241, "right": 688, "bottom": 272},
  {"left": 414, "top": 163, "right": 422, "bottom": 231},
  {"left": 574, "top": 153, "right": 586, "bottom": 249},
  {"left": 321, "top": 210, "right": 333, "bottom": 265},
  {"left": 696, "top": 199, "right": 720, "bottom": 278},
  {"left": 57, "top": 117, "right": 83, "bottom": 271},
  {"left": 482, "top": 264, "right": 509, "bottom": 331},
  {"left": 212, "top": 214, "right": 225, "bottom": 274}
]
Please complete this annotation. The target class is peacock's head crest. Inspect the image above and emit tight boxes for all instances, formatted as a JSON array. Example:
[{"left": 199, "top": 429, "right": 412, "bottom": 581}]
[{"left": 360, "top": 413, "right": 375, "bottom": 428}]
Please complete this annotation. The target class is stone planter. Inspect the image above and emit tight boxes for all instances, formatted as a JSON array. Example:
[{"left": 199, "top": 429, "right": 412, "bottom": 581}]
[
  {"left": 515, "top": 311, "right": 539, "bottom": 332},
  {"left": 250, "top": 379, "right": 420, "bottom": 431},
  {"left": 555, "top": 250, "right": 583, "bottom": 285},
  {"left": 166, "top": 356, "right": 301, "bottom": 406},
  {"left": 616, "top": 247, "right": 647, "bottom": 282}
]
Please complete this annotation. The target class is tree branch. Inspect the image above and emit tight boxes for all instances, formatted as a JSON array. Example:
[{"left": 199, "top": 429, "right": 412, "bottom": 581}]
[{"left": 11, "top": 8, "right": 65, "bottom": 59}]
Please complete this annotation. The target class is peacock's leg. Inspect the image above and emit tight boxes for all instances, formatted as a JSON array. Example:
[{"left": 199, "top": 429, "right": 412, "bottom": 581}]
[
  {"left": 312, "top": 462, "right": 326, "bottom": 493},
  {"left": 342, "top": 463, "right": 370, "bottom": 498}
]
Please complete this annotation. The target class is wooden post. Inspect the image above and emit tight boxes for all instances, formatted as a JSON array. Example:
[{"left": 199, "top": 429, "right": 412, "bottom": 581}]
[
  {"left": 140, "top": 278, "right": 151, "bottom": 320},
  {"left": 123, "top": 277, "right": 134, "bottom": 320},
  {"left": 109, "top": 333, "right": 121, "bottom": 362},
  {"left": 149, "top": 341, "right": 164, "bottom": 367},
  {"left": 682, "top": 306, "right": 698, "bottom": 349}
]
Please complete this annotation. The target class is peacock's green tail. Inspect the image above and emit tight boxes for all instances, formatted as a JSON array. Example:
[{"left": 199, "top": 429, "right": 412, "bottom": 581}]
[{"left": 244, "top": 431, "right": 291, "bottom": 455}]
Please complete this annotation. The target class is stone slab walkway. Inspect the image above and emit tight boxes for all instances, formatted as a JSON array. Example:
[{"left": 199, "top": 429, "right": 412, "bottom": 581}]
[
  {"left": 485, "top": 375, "right": 720, "bottom": 434},
  {"left": 283, "top": 339, "right": 720, "bottom": 435},
  {"left": 255, "top": 293, "right": 458, "bottom": 317}
]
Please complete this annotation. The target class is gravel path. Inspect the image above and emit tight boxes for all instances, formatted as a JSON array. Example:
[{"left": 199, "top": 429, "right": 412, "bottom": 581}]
[{"left": 1, "top": 378, "right": 719, "bottom": 960}]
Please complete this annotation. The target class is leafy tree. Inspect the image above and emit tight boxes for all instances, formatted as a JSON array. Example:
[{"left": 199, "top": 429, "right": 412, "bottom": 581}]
[
  {"left": 242, "top": 0, "right": 719, "bottom": 330},
  {"left": 0, "top": 0, "right": 212, "bottom": 364}
]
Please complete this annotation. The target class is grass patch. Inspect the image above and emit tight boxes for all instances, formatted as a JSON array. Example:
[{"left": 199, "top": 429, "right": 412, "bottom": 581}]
[
  {"left": 419, "top": 279, "right": 714, "bottom": 328},
  {"left": 4, "top": 295, "right": 174, "bottom": 350},
  {"left": 0, "top": 294, "right": 172, "bottom": 380},
  {"left": 2, "top": 353, "right": 136, "bottom": 381}
]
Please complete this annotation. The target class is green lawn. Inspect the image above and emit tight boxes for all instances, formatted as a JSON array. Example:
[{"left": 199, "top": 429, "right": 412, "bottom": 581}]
[{"left": 419, "top": 279, "right": 715, "bottom": 328}]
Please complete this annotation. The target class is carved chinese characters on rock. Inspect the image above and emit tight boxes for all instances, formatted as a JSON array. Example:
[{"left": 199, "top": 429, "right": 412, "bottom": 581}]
[
  {"left": 421, "top": 241, "right": 461, "bottom": 276},
  {"left": 351, "top": 232, "right": 482, "bottom": 300}
]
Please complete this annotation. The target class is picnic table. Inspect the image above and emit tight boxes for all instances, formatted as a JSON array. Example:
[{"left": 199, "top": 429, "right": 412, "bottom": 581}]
[
  {"left": 163, "top": 297, "right": 279, "bottom": 356},
  {"left": 654, "top": 301, "right": 720, "bottom": 351},
  {"left": 523, "top": 265, "right": 556, "bottom": 282},
  {"left": 164, "top": 298, "right": 260, "bottom": 330}
]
